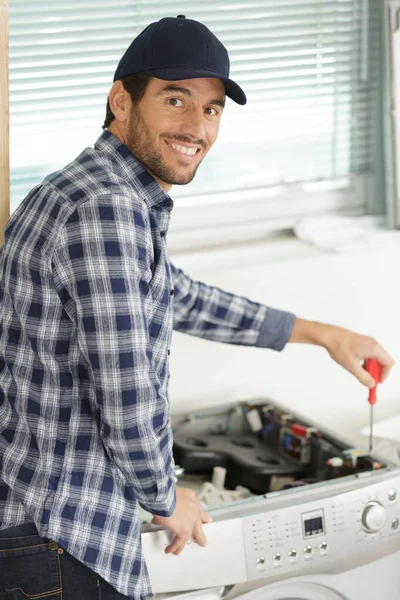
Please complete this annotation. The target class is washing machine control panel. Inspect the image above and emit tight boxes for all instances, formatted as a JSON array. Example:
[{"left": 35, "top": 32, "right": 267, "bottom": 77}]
[{"left": 243, "top": 472, "right": 400, "bottom": 581}]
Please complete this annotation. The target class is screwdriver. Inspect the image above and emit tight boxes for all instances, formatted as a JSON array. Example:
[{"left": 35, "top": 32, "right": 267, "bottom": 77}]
[{"left": 363, "top": 358, "right": 381, "bottom": 453}]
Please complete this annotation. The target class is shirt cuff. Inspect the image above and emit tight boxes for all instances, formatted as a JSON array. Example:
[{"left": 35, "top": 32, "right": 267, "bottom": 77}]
[
  {"left": 255, "top": 308, "right": 296, "bottom": 351},
  {"left": 139, "top": 481, "right": 177, "bottom": 518}
]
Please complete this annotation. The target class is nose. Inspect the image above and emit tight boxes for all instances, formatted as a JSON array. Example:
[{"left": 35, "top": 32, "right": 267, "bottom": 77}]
[{"left": 179, "top": 105, "right": 207, "bottom": 142}]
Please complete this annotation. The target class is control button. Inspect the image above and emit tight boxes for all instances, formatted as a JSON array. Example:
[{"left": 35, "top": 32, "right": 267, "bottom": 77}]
[
  {"left": 288, "top": 549, "right": 297, "bottom": 559},
  {"left": 361, "top": 501, "right": 387, "bottom": 533},
  {"left": 392, "top": 518, "right": 399, "bottom": 530},
  {"left": 256, "top": 556, "right": 266, "bottom": 571},
  {"left": 272, "top": 553, "right": 281, "bottom": 563},
  {"left": 319, "top": 541, "right": 328, "bottom": 555},
  {"left": 304, "top": 545, "right": 313, "bottom": 559},
  {"left": 388, "top": 489, "right": 397, "bottom": 501}
]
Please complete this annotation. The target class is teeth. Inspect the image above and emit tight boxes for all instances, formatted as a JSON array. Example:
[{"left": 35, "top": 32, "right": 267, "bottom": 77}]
[{"left": 170, "top": 143, "right": 197, "bottom": 156}]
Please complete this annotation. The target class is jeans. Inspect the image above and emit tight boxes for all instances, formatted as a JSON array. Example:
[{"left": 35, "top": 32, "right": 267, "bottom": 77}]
[{"left": 0, "top": 523, "right": 130, "bottom": 599}]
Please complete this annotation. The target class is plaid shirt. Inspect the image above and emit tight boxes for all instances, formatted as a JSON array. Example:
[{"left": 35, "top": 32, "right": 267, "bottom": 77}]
[{"left": 0, "top": 131, "right": 295, "bottom": 599}]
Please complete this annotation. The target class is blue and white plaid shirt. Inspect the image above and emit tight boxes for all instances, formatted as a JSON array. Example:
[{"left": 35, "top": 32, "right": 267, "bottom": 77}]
[{"left": 0, "top": 131, "right": 295, "bottom": 598}]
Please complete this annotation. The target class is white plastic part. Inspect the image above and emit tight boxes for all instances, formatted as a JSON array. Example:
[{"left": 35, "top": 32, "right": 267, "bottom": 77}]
[
  {"left": 246, "top": 408, "right": 263, "bottom": 432},
  {"left": 211, "top": 466, "right": 227, "bottom": 490},
  {"left": 197, "top": 482, "right": 252, "bottom": 507},
  {"left": 327, "top": 457, "right": 344, "bottom": 468}
]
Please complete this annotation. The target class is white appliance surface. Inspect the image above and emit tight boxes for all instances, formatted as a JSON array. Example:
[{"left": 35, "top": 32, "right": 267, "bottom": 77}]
[{"left": 140, "top": 402, "right": 400, "bottom": 600}]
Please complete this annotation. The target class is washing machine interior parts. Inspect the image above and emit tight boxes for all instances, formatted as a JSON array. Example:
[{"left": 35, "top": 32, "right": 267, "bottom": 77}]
[{"left": 141, "top": 399, "right": 400, "bottom": 599}]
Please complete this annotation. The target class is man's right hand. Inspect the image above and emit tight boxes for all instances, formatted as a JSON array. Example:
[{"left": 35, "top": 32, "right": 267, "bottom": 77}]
[{"left": 151, "top": 486, "right": 211, "bottom": 555}]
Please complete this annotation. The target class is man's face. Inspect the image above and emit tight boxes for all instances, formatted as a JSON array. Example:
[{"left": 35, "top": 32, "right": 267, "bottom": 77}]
[{"left": 125, "top": 77, "right": 225, "bottom": 190}]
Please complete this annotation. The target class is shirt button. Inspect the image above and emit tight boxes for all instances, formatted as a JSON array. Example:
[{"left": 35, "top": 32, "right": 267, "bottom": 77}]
[
  {"left": 164, "top": 199, "right": 173, "bottom": 209},
  {"left": 170, "top": 289, "right": 174, "bottom": 296},
  {"left": 167, "top": 349, "right": 171, "bottom": 356},
  {"left": 160, "top": 231, "right": 166, "bottom": 237}
]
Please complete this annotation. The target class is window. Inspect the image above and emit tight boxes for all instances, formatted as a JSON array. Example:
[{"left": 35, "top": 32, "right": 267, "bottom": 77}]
[
  {"left": 9, "top": 0, "right": 384, "bottom": 250},
  {"left": 385, "top": 0, "right": 400, "bottom": 228}
]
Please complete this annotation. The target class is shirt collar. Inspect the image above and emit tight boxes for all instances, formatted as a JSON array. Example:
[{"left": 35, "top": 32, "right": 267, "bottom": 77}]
[{"left": 94, "top": 130, "right": 174, "bottom": 211}]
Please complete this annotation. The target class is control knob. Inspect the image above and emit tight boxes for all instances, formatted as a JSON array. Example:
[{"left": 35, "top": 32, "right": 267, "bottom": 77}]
[{"left": 361, "top": 501, "right": 387, "bottom": 533}]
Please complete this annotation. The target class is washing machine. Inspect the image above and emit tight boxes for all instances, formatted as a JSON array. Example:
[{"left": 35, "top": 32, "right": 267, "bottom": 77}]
[{"left": 141, "top": 400, "right": 400, "bottom": 600}]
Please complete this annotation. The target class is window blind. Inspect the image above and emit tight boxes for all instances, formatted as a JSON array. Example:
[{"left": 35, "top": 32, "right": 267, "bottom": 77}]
[{"left": 9, "top": 0, "right": 381, "bottom": 223}]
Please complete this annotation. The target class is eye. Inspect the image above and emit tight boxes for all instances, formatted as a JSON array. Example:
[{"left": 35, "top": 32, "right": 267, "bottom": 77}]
[
  {"left": 205, "top": 107, "right": 221, "bottom": 117},
  {"left": 167, "top": 97, "right": 183, "bottom": 107}
]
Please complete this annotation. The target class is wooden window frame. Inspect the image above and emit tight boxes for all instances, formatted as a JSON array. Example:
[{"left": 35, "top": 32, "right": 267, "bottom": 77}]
[{"left": 0, "top": 0, "right": 9, "bottom": 247}]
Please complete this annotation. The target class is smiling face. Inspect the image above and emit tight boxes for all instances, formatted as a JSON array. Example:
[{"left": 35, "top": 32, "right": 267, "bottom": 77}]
[{"left": 124, "top": 77, "right": 225, "bottom": 190}]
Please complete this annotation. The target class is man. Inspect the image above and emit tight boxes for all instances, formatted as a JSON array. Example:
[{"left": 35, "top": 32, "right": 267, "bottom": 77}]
[{"left": 0, "top": 14, "right": 394, "bottom": 600}]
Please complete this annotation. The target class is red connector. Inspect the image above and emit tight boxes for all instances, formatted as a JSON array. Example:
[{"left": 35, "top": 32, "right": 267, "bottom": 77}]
[{"left": 291, "top": 423, "right": 308, "bottom": 438}]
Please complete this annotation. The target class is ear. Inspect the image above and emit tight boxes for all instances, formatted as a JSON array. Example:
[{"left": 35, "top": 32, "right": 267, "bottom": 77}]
[{"left": 108, "top": 80, "right": 131, "bottom": 123}]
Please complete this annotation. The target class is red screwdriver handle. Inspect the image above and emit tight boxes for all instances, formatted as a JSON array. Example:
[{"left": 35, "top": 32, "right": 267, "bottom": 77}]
[{"left": 363, "top": 358, "right": 381, "bottom": 405}]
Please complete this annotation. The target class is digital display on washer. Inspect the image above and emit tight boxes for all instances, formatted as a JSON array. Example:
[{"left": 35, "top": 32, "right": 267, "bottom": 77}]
[
  {"left": 304, "top": 516, "right": 324, "bottom": 536},
  {"left": 302, "top": 509, "right": 325, "bottom": 538}
]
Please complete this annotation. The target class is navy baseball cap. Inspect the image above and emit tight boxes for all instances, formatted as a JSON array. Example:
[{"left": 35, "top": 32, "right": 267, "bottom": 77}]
[{"left": 113, "top": 15, "right": 247, "bottom": 105}]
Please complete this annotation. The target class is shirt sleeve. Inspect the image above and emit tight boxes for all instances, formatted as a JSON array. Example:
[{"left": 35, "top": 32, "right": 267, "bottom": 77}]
[
  {"left": 51, "top": 195, "right": 176, "bottom": 517},
  {"left": 171, "top": 263, "right": 296, "bottom": 351}
]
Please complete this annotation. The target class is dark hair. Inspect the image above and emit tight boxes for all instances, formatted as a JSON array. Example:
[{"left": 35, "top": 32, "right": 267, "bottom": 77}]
[{"left": 102, "top": 73, "right": 153, "bottom": 129}]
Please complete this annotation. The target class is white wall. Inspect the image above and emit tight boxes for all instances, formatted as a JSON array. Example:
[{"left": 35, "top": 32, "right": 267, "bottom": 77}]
[{"left": 168, "top": 234, "right": 400, "bottom": 446}]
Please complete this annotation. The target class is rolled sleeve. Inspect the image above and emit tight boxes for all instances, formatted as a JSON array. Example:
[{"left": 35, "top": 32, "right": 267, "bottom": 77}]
[
  {"left": 255, "top": 308, "right": 296, "bottom": 351},
  {"left": 172, "top": 263, "right": 295, "bottom": 351}
]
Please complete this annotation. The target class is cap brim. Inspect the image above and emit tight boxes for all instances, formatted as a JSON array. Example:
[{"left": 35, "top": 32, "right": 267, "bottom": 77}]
[{"left": 143, "top": 66, "right": 247, "bottom": 105}]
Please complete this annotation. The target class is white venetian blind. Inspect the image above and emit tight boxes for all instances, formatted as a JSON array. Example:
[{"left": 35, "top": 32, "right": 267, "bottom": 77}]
[{"left": 9, "top": 0, "right": 381, "bottom": 218}]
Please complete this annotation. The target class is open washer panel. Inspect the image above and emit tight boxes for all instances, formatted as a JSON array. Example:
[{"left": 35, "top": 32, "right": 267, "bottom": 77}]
[{"left": 172, "top": 399, "right": 385, "bottom": 498}]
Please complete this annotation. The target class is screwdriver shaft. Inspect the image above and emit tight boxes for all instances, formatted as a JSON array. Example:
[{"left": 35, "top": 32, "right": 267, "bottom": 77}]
[
  {"left": 369, "top": 403, "right": 373, "bottom": 453},
  {"left": 364, "top": 358, "right": 380, "bottom": 455}
]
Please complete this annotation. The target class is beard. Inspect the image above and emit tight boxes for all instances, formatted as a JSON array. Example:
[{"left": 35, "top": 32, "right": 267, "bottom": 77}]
[{"left": 125, "top": 107, "right": 207, "bottom": 186}]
